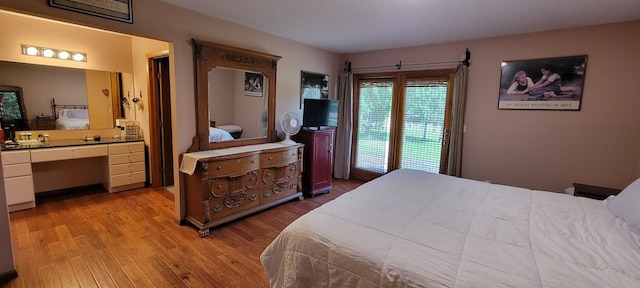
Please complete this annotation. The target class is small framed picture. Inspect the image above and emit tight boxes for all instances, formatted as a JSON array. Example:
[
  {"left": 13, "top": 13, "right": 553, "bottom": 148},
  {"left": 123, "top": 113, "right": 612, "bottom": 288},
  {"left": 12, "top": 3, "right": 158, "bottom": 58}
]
[
  {"left": 498, "top": 55, "right": 587, "bottom": 110},
  {"left": 300, "top": 71, "right": 329, "bottom": 108}
]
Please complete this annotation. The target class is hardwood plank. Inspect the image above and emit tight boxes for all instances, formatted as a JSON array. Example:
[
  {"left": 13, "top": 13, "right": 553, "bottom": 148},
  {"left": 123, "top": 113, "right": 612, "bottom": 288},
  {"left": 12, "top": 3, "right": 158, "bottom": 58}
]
[
  {"left": 48, "top": 241, "right": 80, "bottom": 287},
  {"left": 7, "top": 179, "right": 363, "bottom": 287},
  {"left": 68, "top": 256, "right": 99, "bottom": 288},
  {"left": 38, "top": 265, "right": 61, "bottom": 288}
]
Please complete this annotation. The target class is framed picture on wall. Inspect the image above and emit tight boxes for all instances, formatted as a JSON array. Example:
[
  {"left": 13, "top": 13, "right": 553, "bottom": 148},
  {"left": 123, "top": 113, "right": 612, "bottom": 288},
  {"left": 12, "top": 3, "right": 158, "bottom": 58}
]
[
  {"left": 300, "top": 71, "right": 329, "bottom": 108},
  {"left": 49, "top": 0, "right": 133, "bottom": 23},
  {"left": 498, "top": 55, "right": 587, "bottom": 110},
  {"left": 244, "top": 72, "right": 264, "bottom": 97}
]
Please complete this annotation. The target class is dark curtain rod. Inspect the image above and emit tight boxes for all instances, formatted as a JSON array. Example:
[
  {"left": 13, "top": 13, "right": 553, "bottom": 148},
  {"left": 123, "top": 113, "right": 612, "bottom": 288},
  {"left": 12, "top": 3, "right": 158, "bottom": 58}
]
[{"left": 345, "top": 48, "right": 470, "bottom": 72}]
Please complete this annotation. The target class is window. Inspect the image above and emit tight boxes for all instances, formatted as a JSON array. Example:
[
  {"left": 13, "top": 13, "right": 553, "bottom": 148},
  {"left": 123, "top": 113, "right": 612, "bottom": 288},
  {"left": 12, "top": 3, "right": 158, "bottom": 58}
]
[{"left": 351, "top": 69, "right": 454, "bottom": 181}]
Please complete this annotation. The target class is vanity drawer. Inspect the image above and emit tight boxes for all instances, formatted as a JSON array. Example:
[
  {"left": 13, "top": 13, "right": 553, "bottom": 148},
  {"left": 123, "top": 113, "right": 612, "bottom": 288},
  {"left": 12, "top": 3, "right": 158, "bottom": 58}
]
[
  {"left": 111, "top": 171, "right": 146, "bottom": 187},
  {"left": 207, "top": 155, "right": 259, "bottom": 178},
  {"left": 4, "top": 175, "right": 35, "bottom": 205},
  {"left": 30, "top": 145, "right": 108, "bottom": 162},
  {"left": 1, "top": 150, "right": 31, "bottom": 164},
  {"left": 30, "top": 148, "right": 73, "bottom": 162},
  {"left": 109, "top": 142, "right": 144, "bottom": 154},
  {"left": 260, "top": 149, "right": 298, "bottom": 168},
  {"left": 110, "top": 162, "right": 146, "bottom": 175},
  {"left": 109, "top": 152, "right": 145, "bottom": 165},
  {"left": 3, "top": 163, "right": 32, "bottom": 178},
  {"left": 72, "top": 145, "right": 108, "bottom": 159}
]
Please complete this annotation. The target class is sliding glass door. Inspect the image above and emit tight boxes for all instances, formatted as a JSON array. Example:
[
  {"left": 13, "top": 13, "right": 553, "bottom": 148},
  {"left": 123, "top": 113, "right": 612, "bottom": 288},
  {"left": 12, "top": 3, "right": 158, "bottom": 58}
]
[{"left": 351, "top": 70, "right": 454, "bottom": 181}]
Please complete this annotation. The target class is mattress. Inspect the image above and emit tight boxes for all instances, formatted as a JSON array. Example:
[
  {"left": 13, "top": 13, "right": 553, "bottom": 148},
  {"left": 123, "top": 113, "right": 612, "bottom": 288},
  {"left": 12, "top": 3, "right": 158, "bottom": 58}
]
[{"left": 260, "top": 169, "right": 640, "bottom": 287}]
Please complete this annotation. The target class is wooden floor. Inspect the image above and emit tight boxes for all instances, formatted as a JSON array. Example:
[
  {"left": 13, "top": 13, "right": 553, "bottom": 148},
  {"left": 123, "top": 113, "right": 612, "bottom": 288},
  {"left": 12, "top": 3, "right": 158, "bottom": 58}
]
[{"left": 4, "top": 179, "right": 363, "bottom": 288}]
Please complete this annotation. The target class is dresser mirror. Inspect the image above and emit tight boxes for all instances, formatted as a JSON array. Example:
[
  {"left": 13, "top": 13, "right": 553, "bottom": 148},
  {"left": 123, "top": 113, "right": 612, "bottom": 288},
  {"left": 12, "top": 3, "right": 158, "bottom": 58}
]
[
  {"left": 191, "top": 39, "right": 281, "bottom": 151},
  {"left": 0, "top": 60, "right": 133, "bottom": 131}
]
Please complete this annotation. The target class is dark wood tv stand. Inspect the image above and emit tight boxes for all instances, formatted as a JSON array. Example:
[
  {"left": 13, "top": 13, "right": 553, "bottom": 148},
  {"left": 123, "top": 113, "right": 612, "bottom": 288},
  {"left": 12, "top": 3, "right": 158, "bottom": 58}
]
[{"left": 292, "top": 127, "right": 334, "bottom": 197}]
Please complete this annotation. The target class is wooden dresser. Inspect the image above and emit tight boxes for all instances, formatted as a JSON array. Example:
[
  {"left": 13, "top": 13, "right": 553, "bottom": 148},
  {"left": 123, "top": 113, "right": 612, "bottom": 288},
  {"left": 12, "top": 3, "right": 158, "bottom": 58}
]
[{"left": 181, "top": 143, "right": 304, "bottom": 237}]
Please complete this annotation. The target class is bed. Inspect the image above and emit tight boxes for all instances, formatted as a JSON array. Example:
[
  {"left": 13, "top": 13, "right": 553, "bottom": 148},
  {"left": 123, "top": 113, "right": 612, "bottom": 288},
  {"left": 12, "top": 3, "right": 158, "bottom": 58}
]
[
  {"left": 260, "top": 169, "right": 640, "bottom": 287},
  {"left": 208, "top": 126, "right": 234, "bottom": 142},
  {"left": 51, "top": 98, "right": 89, "bottom": 130},
  {"left": 55, "top": 108, "right": 89, "bottom": 130}
]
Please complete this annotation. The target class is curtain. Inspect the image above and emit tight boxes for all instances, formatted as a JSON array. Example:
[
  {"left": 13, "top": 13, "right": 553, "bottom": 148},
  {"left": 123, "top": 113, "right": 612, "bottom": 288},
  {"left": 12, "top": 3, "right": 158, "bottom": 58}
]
[
  {"left": 446, "top": 64, "right": 468, "bottom": 177},
  {"left": 334, "top": 71, "right": 353, "bottom": 179}
]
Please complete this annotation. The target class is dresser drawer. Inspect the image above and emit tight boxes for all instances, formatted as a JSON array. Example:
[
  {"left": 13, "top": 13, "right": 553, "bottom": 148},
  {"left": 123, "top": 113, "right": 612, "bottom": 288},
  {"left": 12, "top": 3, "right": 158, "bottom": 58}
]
[
  {"left": 109, "top": 152, "right": 145, "bottom": 165},
  {"left": 1, "top": 150, "right": 31, "bottom": 164},
  {"left": 207, "top": 155, "right": 259, "bottom": 178},
  {"left": 260, "top": 180, "right": 298, "bottom": 204},
  {"left": 110, "top": 162, "right": 146, "bottom": 175},
  {"left": 3, "top": 163, "right": 32, "bottom": 178},
  {"left": 207, "top": 189, "right": 261, "bottom": 219},
  {"left": 260, "top": 148, "right": 298, "bottom": 168},
  {"left": 109, "top": 142, "right": 144, "bottom": 154}
]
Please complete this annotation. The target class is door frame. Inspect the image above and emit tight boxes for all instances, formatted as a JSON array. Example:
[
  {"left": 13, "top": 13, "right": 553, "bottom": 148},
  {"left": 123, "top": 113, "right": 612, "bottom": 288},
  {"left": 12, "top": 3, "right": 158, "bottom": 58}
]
[
  {"left": 148, "top": 53, "right": 173, "bottom": 188},
  {"left": 350, "top": 69, "right": 455, "bottom": 181}
]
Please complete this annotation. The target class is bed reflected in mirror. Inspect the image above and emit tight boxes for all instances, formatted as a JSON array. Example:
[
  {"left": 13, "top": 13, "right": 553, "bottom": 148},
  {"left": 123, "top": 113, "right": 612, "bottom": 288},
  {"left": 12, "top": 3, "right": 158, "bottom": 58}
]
[
  {"left": 207, "top": 67, "right": 269, "bottom": 142},
  {"left": 0, "top": 60, "right": 133, "bottom": 131}
]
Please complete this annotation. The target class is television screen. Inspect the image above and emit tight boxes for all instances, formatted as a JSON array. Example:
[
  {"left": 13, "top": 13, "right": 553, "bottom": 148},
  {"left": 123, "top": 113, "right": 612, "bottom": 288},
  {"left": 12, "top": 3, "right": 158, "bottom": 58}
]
[{"left": 302, "top": 99, "right": 338, "bottom": 128}]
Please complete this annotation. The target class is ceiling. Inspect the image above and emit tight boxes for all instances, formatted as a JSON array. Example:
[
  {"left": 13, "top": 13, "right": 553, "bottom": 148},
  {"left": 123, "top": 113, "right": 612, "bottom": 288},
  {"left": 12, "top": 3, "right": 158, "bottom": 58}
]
[{"left": 160, "top": 0, "right": 640, "bottom": 54}]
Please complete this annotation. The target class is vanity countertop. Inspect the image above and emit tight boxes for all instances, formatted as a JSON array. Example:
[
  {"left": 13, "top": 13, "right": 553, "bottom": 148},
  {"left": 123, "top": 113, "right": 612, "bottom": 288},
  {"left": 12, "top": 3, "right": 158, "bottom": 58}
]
[{"left": 1, "top": 138, "right": 143, "bottom": 151}]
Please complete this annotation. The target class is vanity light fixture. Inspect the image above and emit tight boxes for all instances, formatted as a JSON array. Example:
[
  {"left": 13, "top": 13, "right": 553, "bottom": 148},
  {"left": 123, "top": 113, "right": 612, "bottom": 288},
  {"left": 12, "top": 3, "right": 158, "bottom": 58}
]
[{"left": 21, "top": 44, "right": 87, "bottom": 62}]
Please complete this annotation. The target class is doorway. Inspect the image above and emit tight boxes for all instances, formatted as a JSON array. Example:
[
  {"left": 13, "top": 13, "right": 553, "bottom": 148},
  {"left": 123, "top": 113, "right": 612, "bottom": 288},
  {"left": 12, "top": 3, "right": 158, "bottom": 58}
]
[
  {"left": 351, "top": 69, "right": 454, "bottom": 181},
  {"left": 149, "top": 56, "right": 174, "bottom": 187}
]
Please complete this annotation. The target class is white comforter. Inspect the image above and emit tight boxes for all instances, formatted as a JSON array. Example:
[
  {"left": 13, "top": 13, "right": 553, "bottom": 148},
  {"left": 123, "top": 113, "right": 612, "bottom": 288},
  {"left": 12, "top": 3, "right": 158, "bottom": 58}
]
[
  {"left": 208, "top": 127, "right": 234, "bottom": 142},
  {"left": 260, "top": 169, "right": 640, "bottom": 287}
]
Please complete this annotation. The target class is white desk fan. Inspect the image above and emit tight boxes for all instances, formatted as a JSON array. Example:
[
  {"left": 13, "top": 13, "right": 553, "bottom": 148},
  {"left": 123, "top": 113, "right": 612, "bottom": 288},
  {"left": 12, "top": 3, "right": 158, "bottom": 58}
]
[{"left": 280, "top": 111, "right": 301, "bottom": 144}]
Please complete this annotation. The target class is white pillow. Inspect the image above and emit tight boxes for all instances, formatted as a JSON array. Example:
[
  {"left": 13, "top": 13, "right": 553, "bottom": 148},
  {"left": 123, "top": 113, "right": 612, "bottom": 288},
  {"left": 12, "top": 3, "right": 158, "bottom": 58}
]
[
  {"left": 67, "top": 109, "right": 89, "bottom": 119},
  {"left": 57, "top": 109, "right": 68, "bottom": 119},
  {"left": 606, "top": 177, "right": 640, "bottom": 235}
]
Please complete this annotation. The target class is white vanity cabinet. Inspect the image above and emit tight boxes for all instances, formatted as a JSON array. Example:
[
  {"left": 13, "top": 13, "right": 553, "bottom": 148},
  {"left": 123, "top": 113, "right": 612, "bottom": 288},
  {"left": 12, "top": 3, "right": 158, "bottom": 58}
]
[
  {"left": 1, "top": 140, "right": 147, "bottom": 212},
  {"left": 1, "top": 151, "right": 35, "bottom": 212},
  {"left": 104, "top": 142, "right": 146, "bottom": 193}
]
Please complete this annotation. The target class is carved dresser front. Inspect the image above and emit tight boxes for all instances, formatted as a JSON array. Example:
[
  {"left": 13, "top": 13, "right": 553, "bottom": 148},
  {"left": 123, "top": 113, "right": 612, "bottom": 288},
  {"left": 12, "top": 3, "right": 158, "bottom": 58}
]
[{"left": 181, "top": 143, "right": 304, "bottom": 237}]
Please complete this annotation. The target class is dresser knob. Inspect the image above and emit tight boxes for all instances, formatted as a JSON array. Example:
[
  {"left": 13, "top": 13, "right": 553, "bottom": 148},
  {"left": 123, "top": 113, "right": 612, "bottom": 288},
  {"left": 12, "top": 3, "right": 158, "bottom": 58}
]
[
  {"left": 217, "top": 166, "right": 222, "bottom": 170},
  {"left": 268, "top": 157, "right": 272, "bottom": 160}
]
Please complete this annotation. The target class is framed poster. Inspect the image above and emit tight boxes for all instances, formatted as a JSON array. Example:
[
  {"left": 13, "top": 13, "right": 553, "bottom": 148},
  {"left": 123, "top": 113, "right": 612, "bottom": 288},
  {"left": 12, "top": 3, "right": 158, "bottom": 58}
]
[
  {"left": 300, "top": 71, "right": 329, "bottom": 108},
  {"left": 244, "top": 72, "right": 264, "bottom": 97},
  {"left": 49, "top": 0, "right": 133, "bottom": 23},
  {"left": 498, "top": 55, "right": 587, "bottom": 110}
]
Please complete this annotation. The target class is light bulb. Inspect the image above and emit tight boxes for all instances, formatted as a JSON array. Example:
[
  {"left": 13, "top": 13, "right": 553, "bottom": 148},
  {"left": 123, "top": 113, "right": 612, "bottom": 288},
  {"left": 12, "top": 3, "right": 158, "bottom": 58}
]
[
  {"left": 43, "top": 49, "right": 54, "bottom": 57},
  {"left": 72, "top": 53, "right": 85, "bottom": 61},
  {"left": 58, "top": 51, "right": 70, "bottom": 59},
  {"left": 26, "top": 46, "right": 38, "bottom": 56}
]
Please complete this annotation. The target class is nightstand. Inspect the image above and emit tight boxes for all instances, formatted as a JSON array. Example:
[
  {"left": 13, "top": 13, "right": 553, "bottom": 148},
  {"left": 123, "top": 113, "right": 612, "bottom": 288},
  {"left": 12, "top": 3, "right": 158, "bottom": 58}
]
[
  {"left": 573, "top": 183, "right": 621, "bottom": 200},
  {"left": 35, "top": 116, "right": 56, "bottom": 130}
]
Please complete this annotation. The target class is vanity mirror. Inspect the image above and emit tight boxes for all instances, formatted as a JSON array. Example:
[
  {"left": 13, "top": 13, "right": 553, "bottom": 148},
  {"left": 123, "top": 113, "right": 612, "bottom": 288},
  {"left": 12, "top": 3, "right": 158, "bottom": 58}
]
[
  {"left": 190, "top": 39, "right": 281, "bottom": 151},
  {"left": 0, "top": 60, "right": 133, "bottom": 131}
]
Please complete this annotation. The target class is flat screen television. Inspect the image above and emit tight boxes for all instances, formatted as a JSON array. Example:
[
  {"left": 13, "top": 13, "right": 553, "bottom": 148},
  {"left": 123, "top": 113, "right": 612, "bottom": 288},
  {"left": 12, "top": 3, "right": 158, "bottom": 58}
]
[{"left": 302, "top": 98, "right": 338, "bottom": 129}]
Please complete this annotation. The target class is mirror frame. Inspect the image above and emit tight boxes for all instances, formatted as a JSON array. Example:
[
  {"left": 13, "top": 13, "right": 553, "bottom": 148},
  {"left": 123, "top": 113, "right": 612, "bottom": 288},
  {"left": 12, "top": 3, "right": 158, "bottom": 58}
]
[{"left": 190, "top": 39, "right": 281, "bottom": 152}]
